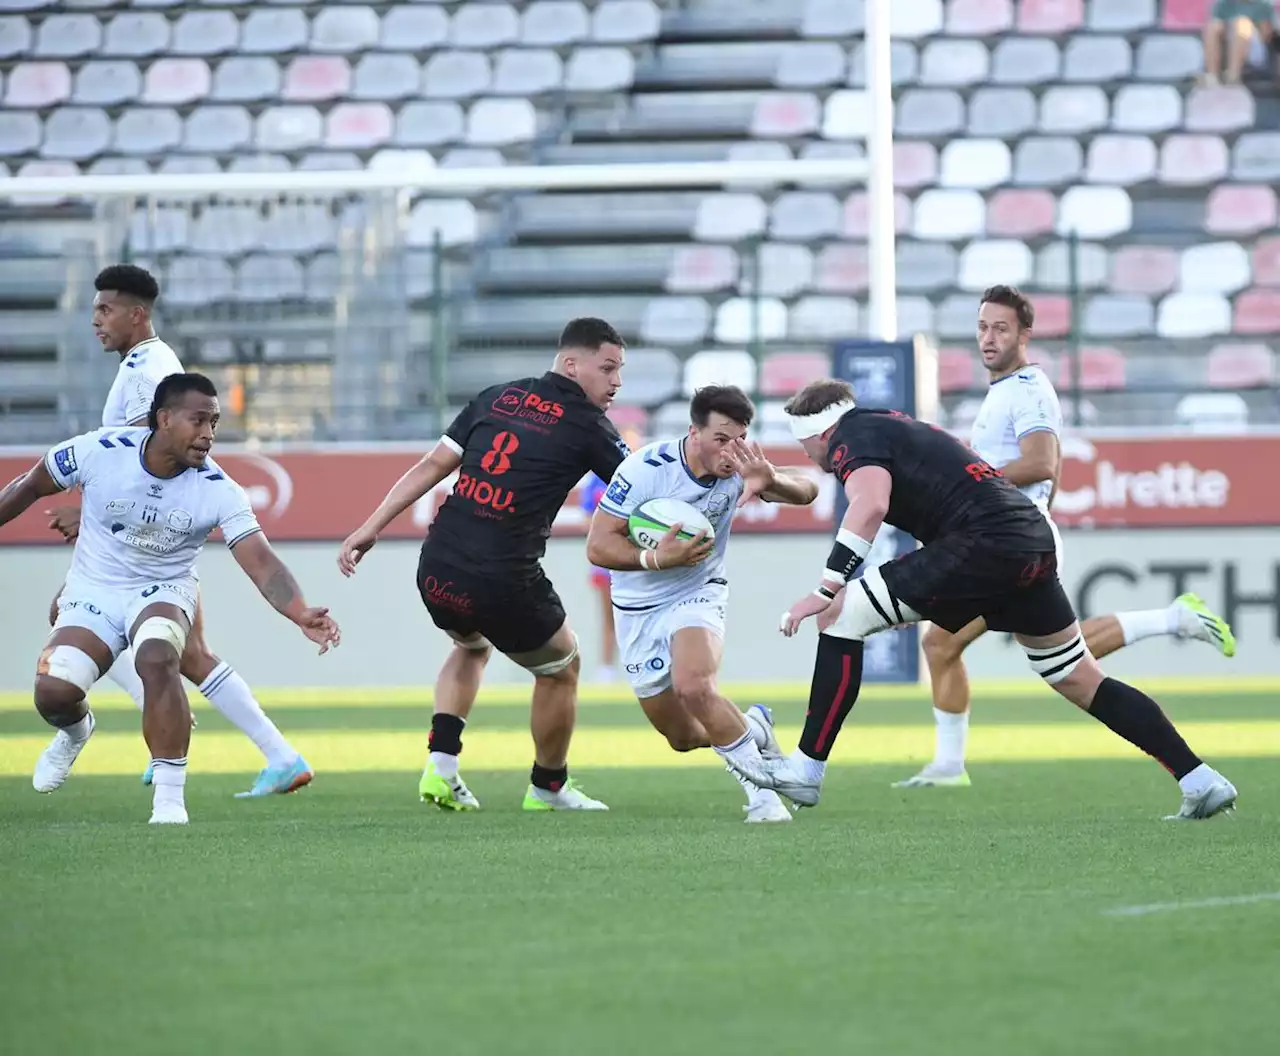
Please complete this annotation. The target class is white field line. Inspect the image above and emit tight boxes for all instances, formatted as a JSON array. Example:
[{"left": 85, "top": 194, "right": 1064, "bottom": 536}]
[{"left": 1104, "top": 892, "right": 1280, "bottom": 917}]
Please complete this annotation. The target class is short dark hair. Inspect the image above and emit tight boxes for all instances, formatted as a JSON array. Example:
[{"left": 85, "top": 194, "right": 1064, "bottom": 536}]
[
  {"left": 980, "top": 285, "right": 1034, "bottom": 330},
  {"left": 559, "top": 317, "right": 624, "bottom": 351},
  {"left": 95, "top": 264, "right": 160, "bottom": 306},
  {"left": 690, "top": 385, "right": 755, "bottom": 429},
  {"left": 783, "top": 378, "right": 855, "bottom": 418},
  {"left": 148, "top": 373, "right": 218, "bottom": 429}
]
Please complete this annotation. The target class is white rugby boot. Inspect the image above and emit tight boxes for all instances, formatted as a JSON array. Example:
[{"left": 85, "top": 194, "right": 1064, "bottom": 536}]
[
  {"left": 745, "top": 704, "right": 783, "bottom": 759},
  {"left": 32, "top": 713, "right": 96, "bottom": 793},
  {"left": 522, "top": 778, "right": 609, "bottom": 811},
  {"left": 892, "top": 763, "right": 972, "bottom": 789},
  {"left": 1164, "top": 770, "right": 1238, "bottom": 821}
]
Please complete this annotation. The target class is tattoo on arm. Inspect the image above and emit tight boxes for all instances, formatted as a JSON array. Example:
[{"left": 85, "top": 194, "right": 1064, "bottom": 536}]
[{"left": 261, "top": 566, "right": 300, "bottom": 613}]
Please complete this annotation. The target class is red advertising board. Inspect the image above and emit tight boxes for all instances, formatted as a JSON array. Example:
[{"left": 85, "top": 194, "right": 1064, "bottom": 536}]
[{"left": 2, "top": 434, "right": 1278, "bottom": 546}]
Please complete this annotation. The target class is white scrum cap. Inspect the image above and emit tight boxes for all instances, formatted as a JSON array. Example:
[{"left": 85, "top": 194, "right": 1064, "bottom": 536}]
[{"left": 787, "top": 399, "right": 856, "bottom": 441}]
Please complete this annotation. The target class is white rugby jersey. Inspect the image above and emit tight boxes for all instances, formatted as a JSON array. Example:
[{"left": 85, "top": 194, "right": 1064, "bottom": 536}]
[
  {"left": 597, "top": 436, "right": 744, "bottom": 609},
  {"left": 969, "top": 365, "right": 1062, "bottom": 509},
  {"left": 44, "top": 426, "right": 261, "bottom": 592},
  {"left": 102, "top": 336, "right": 184, "bottom": 427}
]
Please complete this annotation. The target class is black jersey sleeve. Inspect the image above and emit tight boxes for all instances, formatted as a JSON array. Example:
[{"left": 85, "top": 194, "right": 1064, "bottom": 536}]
[
  {"left": 830, "top": 413, "right": 895, "bottom": 483},
  {"left": 443, "top": 391, "right": 488, "bottom": 453},
  {"left": 585, "top": 415, "right": 631, "bottom": 482}
]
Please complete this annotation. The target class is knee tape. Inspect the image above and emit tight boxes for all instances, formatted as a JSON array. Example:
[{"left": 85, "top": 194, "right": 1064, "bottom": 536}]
[
  {"left": 453, "top": 635, "right": 491, "bottom": 652},
  {"left": 133, "top": 616, "right": 188, "bottom": 659},
  {"left": 827, "top": 567, "right": 922, "bottom": 641},
  {"left": 42, "top": 646, "right": 100, "bottom": 693},
  {"left": 526, "top": 634, "right": 580, "bottom": 676},
  {"left": 1023, "top": 634, "right": 1088, "bottom": 685}
]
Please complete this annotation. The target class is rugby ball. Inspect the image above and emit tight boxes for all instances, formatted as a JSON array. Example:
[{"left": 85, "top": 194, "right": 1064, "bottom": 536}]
[{"left": 627, "top": 498, "right": 715, "bottom": 551}]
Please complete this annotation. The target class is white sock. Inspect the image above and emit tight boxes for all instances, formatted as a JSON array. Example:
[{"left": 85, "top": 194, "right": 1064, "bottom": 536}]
[
  {"left": 1177, "top": 763, "right": 1217, "bottom": 796},
  {"left": 63, "top": 712, "right": 94, "bottom": 745},
  {"left": 107, "top": 651, "right": 146, "bottom": 711},
  {"left": 1117, "top": 608, "right": 1179, "bottom": 646},
  {"left": 152, "top": 757, "right": 187, "bottom": 810},
  {"left": 743, "top": 709, "right": 769, "bottom": 751},
  {"left": 792, "top": 748, "right": 827, "bottom": 784},
  {"left": 198, "top": 662, "right": 296, "bottom": 768},
  {"left": 933, "top": 708, "right": 969, "bottom": 771},
  {"left": 713, "top": 728, "right": 763, "bottom": 771},
  {"left": 428, "top": 750, "right": 459, "bottom": 781}
]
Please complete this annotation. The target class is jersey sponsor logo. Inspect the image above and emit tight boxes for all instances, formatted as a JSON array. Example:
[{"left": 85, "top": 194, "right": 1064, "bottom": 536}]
[
  {"left": 454, "top": 472, "right": 517, "bottom": 514},
  {"left": 147, "top": 483, "right": 163, "bottom": 498},
  {"left": 964, "top": 460, "right": 1004, "bottom": 483},
  {"left": 166, "top": 509, "right": 194, "bottom": 533},
  {"left": 142, "top": 504, "right": 161, "bottom": 524},
  {"left": 422, "top": 575, "right": 473, "bottom": 614},
  {"left": 625, "top": 656, "right": 666, "bottom": 675},
  {"left": 105, "top": 500, "right": 135, "bottom": 515},
  {"left": 704, "top": 493, "right": 731, "bottom": 526},
  {"left": 614, "top": 435, "right": 631, "bottom": 457},
  {"left": 140, "top": 581, "right": 197, "bottom": 606},
  {"left": 53, "top": 445, "right": 76, "bottom": 477},
  {"left": 605, "top": 474, "right": 632, "bottom": 506},
  {"left": 491, "top": 387, "right": 565, "bottom": 428}
]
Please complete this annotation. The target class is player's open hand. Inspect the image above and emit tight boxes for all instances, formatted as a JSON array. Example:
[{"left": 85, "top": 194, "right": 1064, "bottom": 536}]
[
  {"left": 655, "top": 524, "right": 714, "bottom": 568},
  {"left": 723, "top": 438, "right": 776, "bottom": 508},
  {"left": 337, "top": 526, "right": 377, "bottom": 577},
  {"left": 780, "top": 591, "right": 833, "bottom": 637},
  {"left": 296, "top": 606, "right": 341, "bottom": 654},
  {"left": 45, "top": 505, "right": 81, "bottom": 543}
]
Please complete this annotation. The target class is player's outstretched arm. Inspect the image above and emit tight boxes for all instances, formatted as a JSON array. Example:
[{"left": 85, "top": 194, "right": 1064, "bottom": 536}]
[
  {"left": 337, "top": 442, "right": 462, "bottom": 576},
  {"left": 233, "top": 533, "right": 341, "bottom": 654},
  {"left": 723, "top": 439, "right": 818, "bottom": 507},
  {"left": 0, "top": 460, "right": 61, "bottom": 529}
]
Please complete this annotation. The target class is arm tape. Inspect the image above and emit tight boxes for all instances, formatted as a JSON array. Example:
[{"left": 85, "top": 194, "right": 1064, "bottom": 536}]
[{"left": 822, "top": 528, "right": 874, "bottom": 585}]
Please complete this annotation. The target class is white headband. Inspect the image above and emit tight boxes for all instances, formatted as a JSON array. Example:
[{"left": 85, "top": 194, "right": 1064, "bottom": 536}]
[{"left": 787, "top": 400, "right": 855, "bottom": 442}]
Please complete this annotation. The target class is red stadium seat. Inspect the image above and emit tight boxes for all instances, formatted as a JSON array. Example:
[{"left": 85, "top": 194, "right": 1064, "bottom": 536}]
[
  {"left": 760, "top": 351, "right": 830, "bottom": 397},
  {"left": 1162, "top": 0, "right": 1213, "bottom": 30},
  {"left": 841, "top": 190, "right": 911, "bottom": 238},
  {"left": 894, "top": 140, "right": 937, "bottom": 190},
  {"left": 814, "top": 243, "right": 869, "bottom": 294},
  {"left": 1204, "top": 184, "right": 1278, "bottom": 236},
  {"left": 284, "top": 56, "right": 352, "bottom": 103},
  {"left": 1017, "top": 0, "right": 1083, "bottom": 34},
  {"left": 986, "top": 189, "right": 1055, "bottom": 238},
  {"left": 1251, "top": 235, "right": 1280, "bottom": 287},
  {"left": 1030, "top": 295, "right": 1071, "bottom": 338},
  {"left": 1206, "top": 343, "right": 1274, "bottom": 388},
  {"left": 1110, "top": 245, "right": 1179, "bottom": 296},
  {"left": 937, "top": 347, "right": 975, "bottom": 393},
  {"left": 1233, "top": 289, "right": 1280, "bottom": 334}
]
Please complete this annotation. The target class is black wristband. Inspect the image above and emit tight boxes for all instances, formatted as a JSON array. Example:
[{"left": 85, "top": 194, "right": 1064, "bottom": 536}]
[{"left": 824, "top": 541, "right": 863, "bottom": 584}]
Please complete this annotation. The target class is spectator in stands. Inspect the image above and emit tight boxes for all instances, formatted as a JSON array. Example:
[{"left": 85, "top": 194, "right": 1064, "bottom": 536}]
[{"left": 1200, "top": 1, "right": 1275, "bottom": 85}]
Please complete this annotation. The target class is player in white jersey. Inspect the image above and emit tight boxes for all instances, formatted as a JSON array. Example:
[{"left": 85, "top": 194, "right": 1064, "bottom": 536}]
[
  {"left": 586, "top": 386, "right": 819, "bottom": 822},
  {"left": 0, "top": 373, "right": 340, "bottom": 824},
  {"left": 43, "top": 265, "right": 311, "bottom": 798},
  {"left": 897, "top": 286, "right": 1237, "bottom": 788}
]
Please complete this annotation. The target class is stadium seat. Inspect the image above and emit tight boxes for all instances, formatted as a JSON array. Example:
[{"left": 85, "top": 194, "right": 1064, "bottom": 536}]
[
  {"left": 641, "top": 296, "right": 711, "bottom": 347},
  {"left": 760, "top": 351, "right": 829, "bottom": 396},
  {"left": 263, "top": 203, "right": 337, "bottom": 254},
  {"left": 958, "top": 240, "right": 1033, "bottom": 291},
  {"left": 986, "top": 189, "right": 1056, "bottom": 238},
  {"left": 143, "top": 58, "right": 210, "bottom": 107},
  {"left": 353, "top": 54, "right": 420, "bottom": 101},
  {"left": 228, "top": 154, "right": 290, "bottom": 175},
  {"left": 369, "top": 147, "right": 435, "bottom": 177},
  {"left": 947, "top": 0, "right": 1014, "bottom": 34},
  {"left": 1012, "top": 136, "right": 1084, "bottom": 186},
  {"left": 802, "top": 0, "right": 864, "bottom": 37},
  {"left": 255, "top": 107, "right": 322, "bottom": 152},
  {"left": 1036, "top": 240, "right": 1109, "bottom": 290},
  {"left": 424, "top": 51, "right": 491, "bottom": 99},
  {"left": 1058, "top": 186, "right": 1133, "bottom": 238},
  {"left": 1039, "top": 85, "right": 1109, "bottom": 134},
  {"left": 919, "top": 39, "right": 989, "bottom": 87},
  {"left": 766, "top": 192, "right": 838, "bottom": 240},
  {"left": 896, "top": 88, "right": 965, "bottom": 137},
  {"left": 896, "top": 241, "right": 957, "bottom": 293},
  {"left": 406, "top": 199, "right": 478, "bottom": 248},
  {"left": 1181, "top": 242, "right": 1252, "bottom": 295},
  {"left": 1232, "top": 133, "right": 1280, "bottom": 182},
  {"left": 1020, "top": 0, "right": 1084, "bottom": 32},
  {"left": 842, "top": 190, "right": 912, "bottom": 237},
  {"left": 1110, "top": 245, "right": 1178, "bottom": 295},
  {"left": 41, "top": 107, "right": 109, "bottom": 160},
  {"left": 1252, "top": 236, "right": 1280, "bottom": 287},
  {"left": 0, "top": 16, "right": 31, "bottom": 59},
  {"left": 848, "top": 40, "right": 921, "bottom": 87},
  {"left": 665, "top": 244, "right": 739, "bottom": 293},
  {"left": 521, "top": 1, "right": 589, "bottom": 46},
  {"left": 241, "top": 10, "right": 307, "bottom": 54},
  {"left": 1203, "top": 184, "right": 1277, "bottom": 235},
  {"left": 565, "top": 47, "right": 635, "bottom": 93},
  {"left": 326, "top": 103, "right": 393, "bottom": 150},
  {"left": 283, "top": 57, "right": 351, "bottom": 103},
  {"left": 73, "top": 62, "right": 141, "bottom": 107},
  {"left": 935, "top": 294, "right": 982, "bottom": 340},
  {"left": 34, "top": 14, "right": 100, "bottom": 58},
  {"left": 1071, "top": 346, "right": 1127, "bottom": 390},
  {"left": 91, "top": 156, "right": 150, "bottom": 177},
  {"left": 190, "top": 205, "right": 260, "bottom": 255},
  {"left": 682, "top": 349, "right": 757, "bottom": 395},
  {"left": 788, "top": 295, "right": 857, "bottom": 340},
  {"left": 380, "top": 6, "right": 449, "bottom": 51},
  {"left": 183, "top": 105, "right": 251, "bottom": 154},
  {"left": 748, "top": 243, "right": 809, "bottom": 297},
  {"left": 1063, "top": 35, "right": 1132, "bottom": 82},
  {"left": 775, "top": 42, "right": 846, "bottom": 88},
  {"left": 299, "top": 151, "right": 362, "bottom": 172},
  {"left": 936, "top": 347, "right": 975, "bottom": 393},
  {"left": 102, "top": 13, "right": 169, "bottom": 58},
  {"left": 452, "top": 2, "right": 519, "bottom": 48},
  {"left": 1234, "top": 290, "right": 1280, "bottom": 334},
  {"left": 492, "top": 49, "right": 563, "bottom": 96},
  {"left": 395, "top": 101, "right": 464, "bottom": 147},
  {"left": 715, "top": 296, "right": 787, "bottom": 343},
  {"left": 236, "top": 254, "right": 305, "bottom": 303},
  {"left": 895, "top": 296, "right": 934, "bottom": 337},
  {"left": 967, "top": 87, "right": 1038, "bottom": 138},
  {"left": 891, "top": 0, "right": 943, "bottom": 37},
  {"left": 1160, "top": 135, "right": 1229, "bottom": 185},
  {"left": 697, "top": 193, "right": 768, "bottom": 242},
  {"left": 913, "top": 189, "right": 987, "bottom": 241},
  {"left": 939, "top": 140, "right": 1011, "bottom": 189},
  {"left": 1091, "top": 0, "right": 1156, "bottom": 30},
  {"left": 754, "top": 92, "right": 822, "bottom": 138},
  {"left": 592, "top": 1, "right": 660, "bottom": 43},
  {"left": 990, "top": 37, "right": 1061, "bottom": 85},
  {"left": 1206, "top": 343, "right": 1274, "bottom": 388},
  {"left": 612, "top": 346, "right": 681, "bottom": 404},
  {"left": 1176, "top": 392, "right": 1249, "bottom": 434},
  {"left": 1185, "top": 85, "right": 1254, "bottom": 133},
  {"left": 811, "top": 244, "right": 864, "bottom": 294},
  {"left": 311, "top": 6, "right": 379, "bottom": 53},
  {"left": 165, "top": 256, "right": 235, "bottom": 309},
  {"left": 6, "top": 62, "right": 70, "bottom": 107},
  {"left": 1028, "top": 294, "right": 1071, "bottom": 337},
  {"left": 171, "top": 11, "right": 239, "bottom": 56},
  {"left": 129, "top": 206, "right": 189, "bottom": 255},
  {"left": 1134, "top": 34, "right": 1204, "bottom": 80},
  {"left": 1083, "top": 294, "right": 1153, "bottom": 338},
  {"left": 1086, "top": 134, "right": 1157, "bottom": 184},
  {"left": 893, "top": 141, "right": 937, "bottom": 190},
  {"left": 115, "top": 107, "right": 182, "bottom": 156},
  {"left": 1112, "top": 84, "right": 1182, "bottom": 132},
  {"left": 439, "top": 146, "right": 505, "bottom": 169}
]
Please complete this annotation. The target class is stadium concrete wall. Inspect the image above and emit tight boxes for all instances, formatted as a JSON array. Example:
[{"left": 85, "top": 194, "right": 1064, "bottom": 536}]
[{"left": 0, "top": 529, "right": 1273, "bottom": 692}]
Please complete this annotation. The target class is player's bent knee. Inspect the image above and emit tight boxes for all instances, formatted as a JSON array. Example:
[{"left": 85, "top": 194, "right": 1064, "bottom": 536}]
[
  {"left": 922, "top": 623, "right": 963, "bottom": 666},
  {"left": 39, "top": 644, "right": 100, "bottom": 695},
  {"left": 1022, "top": 633, "right": 1090, "bottom": 686},
  {"left": 133, "top": 638, "right": 182, "bottom": 683},
  {"left": 178, "top": 644, "right": 219, "bottom": 685},
  {"left": 672, "top": 673, "right": 716, "bottom": 712},
  {"left": 828, "top": 567, "right": 922, "bottom": 641},
  {"left": 133, "top": 616, "right": 188, "bottom": 662},
  {"left": 34, "top": 673, "right": 90, "bottom": 717}
]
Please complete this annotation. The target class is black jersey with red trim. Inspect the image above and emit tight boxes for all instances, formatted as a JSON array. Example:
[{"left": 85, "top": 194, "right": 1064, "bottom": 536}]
[
  {"left": 427, "top": 372, "right": 629, "bottom": 577},
  {"left": 826, "top": 407, "right": 1051, "bottom": 547}
]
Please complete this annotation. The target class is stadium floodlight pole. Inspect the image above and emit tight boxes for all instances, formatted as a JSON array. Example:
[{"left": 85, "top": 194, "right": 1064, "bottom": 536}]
[{"left": 864, "top": 0, "right": 899, "bottom": 343}]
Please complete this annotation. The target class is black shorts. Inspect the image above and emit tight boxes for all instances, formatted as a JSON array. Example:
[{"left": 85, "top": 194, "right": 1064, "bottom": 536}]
[
  {"left": 880, "top": 531, "right": 1076, "bottom": 637},
  {"left": 416, "top": 546, "right": 566, "bottom": 656}
]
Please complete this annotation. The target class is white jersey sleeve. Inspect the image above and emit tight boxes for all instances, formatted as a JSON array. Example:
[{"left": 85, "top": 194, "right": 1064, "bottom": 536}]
[
  {"left": 596, "top": 449, "right": 660, "bottom": 523},
  {"left": 207, "top": 462, "right": 263, "bottom": 548},
  {"left": 1009, "top": 373, "right": 1062, "bottom": 441},
  {"left": 103, "top": 338, "right": 185, "bottom": 426},
  {"left": 44, "top": 430, "right": 106, "bottom": 491}
]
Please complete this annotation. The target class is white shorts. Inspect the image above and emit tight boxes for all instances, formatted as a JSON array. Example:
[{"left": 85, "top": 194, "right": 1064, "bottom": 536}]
[
  {"left": 613, "top": 581, "right": 728, "bottom": 698},
  {"left": 54, "top": 576, "right": 199, "bottom": 660}
]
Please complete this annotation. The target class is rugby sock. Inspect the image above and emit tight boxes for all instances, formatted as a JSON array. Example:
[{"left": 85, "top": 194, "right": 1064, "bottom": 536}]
[
  {"left": 531, "top": 762, "right": 568, "bottom": 793},
  {"left": 713, "top": 728, "right": 766, "bottom": 776},
  {"left": 933, "top": 707, "right": 969, "bottom": 771},
  {"left": 106, "top": 651, "right": 147, "bottom": 711},
  {"left": 61, "top": 712, "right": 95, "bottom": 743},
  {"left": 151, "top": 757, "right": 187, "bottom": 810},
  {"left": 1087, "top": 678, "right": 1201, "bottom": 780},
  {"left": 1116, "top": 608, "right": 1179, "bottom": 646},
  {"left": 798, "top": 635, "right": 865, "bottom": 762},
  {"left": 199, "top": 663, "right": 296, "bottom": 768}
]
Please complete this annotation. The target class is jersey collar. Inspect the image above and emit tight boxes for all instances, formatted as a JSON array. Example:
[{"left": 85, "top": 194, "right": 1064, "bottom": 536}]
[
  {"left": 679, "top": 437, "right": 715, "bottom": 488},
  {"left": 122, "top": 334, "right": 162, "bottom": 360},
  {"left": 988, "top": 362, "right": 1040, "bottom": 387}
]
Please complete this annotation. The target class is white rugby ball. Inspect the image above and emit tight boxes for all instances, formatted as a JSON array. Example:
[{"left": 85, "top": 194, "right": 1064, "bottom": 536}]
[{"left": 627, "top": 498, "right": 715, "bottom": 551}]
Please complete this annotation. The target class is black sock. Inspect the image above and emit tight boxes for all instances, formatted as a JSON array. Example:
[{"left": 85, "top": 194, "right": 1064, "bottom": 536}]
[
  {"left": 1088, "top": 678, "right": 1202, "bottom": 780},
  {"left": 798, "top": 635, "right": 865, "bottom": 762},
  {"left": 428, "top": 713, "right": 465, "bottom": 756},
  {"left": 531, "top": 763, "right": 568, "bottom": 792}
]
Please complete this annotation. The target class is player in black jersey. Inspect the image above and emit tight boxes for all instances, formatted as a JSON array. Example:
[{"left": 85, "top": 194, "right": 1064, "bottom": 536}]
[
  {"left": 722, "top": 378, "right": 1238, "bottom": 822},
  {"left": 338, "top": 318, "right": 630, "bottom": 812}
]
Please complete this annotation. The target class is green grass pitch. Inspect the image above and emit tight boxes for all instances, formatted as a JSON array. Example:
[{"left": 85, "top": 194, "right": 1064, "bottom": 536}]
[{"left": 1, "top": 686, "right": 1277, "bottom": 1055}]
